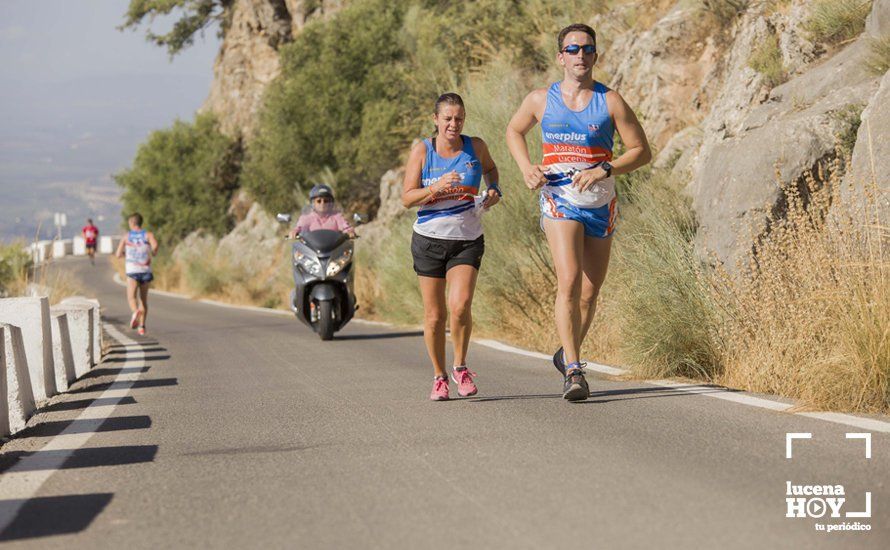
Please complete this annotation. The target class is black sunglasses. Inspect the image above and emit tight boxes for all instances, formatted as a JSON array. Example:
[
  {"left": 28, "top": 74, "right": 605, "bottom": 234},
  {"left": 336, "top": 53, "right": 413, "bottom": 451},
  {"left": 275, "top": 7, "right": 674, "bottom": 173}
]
[
  {"left": 314, "top": 197, "right": 332, "bottom": 203},
  {"left": 561, "top": 44, "right": 596, "bottom": 55}
]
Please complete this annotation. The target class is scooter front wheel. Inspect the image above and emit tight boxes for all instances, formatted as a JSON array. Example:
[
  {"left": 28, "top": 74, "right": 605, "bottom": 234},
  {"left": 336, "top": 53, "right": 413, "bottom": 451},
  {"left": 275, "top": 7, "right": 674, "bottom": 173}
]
[{"left": 317, "top": 300, "right": 335, "bottom": 341}]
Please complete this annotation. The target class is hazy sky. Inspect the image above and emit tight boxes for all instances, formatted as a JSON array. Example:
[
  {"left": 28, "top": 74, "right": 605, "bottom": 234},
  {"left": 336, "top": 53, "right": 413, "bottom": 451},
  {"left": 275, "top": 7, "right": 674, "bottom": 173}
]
[{"left": 0, "top": 0, "right": 221, "bottom": 241}]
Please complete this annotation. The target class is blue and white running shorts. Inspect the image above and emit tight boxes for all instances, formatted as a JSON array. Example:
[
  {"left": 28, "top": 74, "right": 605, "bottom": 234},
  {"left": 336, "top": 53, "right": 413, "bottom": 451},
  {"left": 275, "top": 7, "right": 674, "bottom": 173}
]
[
  {"left": 127, "top": 272, "right": 154, "bottom": 284},
  {"left": 539, "top": 193, "right": 617, "bottom": 239}
]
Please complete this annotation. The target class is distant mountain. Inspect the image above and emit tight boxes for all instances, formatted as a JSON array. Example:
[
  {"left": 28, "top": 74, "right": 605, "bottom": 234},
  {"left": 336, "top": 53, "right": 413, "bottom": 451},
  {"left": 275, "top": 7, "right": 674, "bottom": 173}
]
[{"left": 0, "top": 73, "right": 211, "bottom": 241}]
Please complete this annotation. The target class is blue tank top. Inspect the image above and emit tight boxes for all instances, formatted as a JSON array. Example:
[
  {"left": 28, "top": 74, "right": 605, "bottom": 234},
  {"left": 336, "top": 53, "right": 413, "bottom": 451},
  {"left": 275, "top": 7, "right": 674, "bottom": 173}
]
[
  {"left": 125, "top": 229, "right": 152, "bottom": 274},
  {"left": 414, "top": 135, "right": 484, "bottom": 240},
  {"left": 541, "top": 81, "right": 615, "bottom": 208}
]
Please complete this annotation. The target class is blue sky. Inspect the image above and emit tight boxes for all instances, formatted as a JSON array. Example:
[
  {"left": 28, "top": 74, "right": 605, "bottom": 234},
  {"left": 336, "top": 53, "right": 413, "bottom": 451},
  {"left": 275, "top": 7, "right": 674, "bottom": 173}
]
[{"left": 0, "top": 0, "right": 221, "bottom": 241}]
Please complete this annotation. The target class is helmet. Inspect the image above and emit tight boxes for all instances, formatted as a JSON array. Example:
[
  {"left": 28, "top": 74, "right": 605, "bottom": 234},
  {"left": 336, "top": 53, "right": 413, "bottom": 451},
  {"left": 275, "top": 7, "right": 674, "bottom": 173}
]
[{"left": 309, "top": 184, "right": 334, "bottom": 200}]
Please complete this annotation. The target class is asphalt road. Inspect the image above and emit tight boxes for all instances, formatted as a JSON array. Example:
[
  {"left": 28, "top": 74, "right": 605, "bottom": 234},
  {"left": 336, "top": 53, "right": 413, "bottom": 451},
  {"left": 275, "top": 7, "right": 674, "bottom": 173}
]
[{"left": 0, "top": 257, "right": 887, "bottom": 548}]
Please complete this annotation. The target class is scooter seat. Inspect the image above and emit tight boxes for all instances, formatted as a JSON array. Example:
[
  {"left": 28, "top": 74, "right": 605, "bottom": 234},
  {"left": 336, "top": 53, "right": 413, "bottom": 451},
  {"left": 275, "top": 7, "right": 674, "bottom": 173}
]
[{"left": 301, "top": 229, "right": 348, "bottom": 253}]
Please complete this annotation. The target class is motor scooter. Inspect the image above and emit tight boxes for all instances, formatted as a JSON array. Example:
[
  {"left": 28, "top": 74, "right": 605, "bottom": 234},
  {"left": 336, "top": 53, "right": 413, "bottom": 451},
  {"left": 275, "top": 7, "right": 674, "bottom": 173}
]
[{"left": 276, "top": 213, "right": 363, "bottom": 341}]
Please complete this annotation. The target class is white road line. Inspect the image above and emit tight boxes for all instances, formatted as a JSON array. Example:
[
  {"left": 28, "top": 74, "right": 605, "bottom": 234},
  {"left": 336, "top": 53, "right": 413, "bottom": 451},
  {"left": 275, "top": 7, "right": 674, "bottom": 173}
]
[
  {"left": 0, "top": 324, "right": 146, "bottom": 528},
  {"left": 475, "top": 343, "right": 890, "bottom": 433},
  {"left": 110, "top": 266, "right": 890, "bottom": 433}
]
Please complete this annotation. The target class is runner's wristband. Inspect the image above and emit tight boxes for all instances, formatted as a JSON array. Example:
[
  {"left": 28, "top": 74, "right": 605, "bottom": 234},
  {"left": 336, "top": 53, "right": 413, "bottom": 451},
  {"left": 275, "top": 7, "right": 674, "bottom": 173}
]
[{"left": 486, "top": 183, "right": 503, "bottom": 197}]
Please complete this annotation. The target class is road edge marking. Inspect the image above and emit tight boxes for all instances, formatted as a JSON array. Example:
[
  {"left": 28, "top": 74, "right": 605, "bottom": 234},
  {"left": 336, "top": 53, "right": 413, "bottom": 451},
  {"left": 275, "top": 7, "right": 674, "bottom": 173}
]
[{"left": 0, "top": 324, "right": 147, "bottom": 527}]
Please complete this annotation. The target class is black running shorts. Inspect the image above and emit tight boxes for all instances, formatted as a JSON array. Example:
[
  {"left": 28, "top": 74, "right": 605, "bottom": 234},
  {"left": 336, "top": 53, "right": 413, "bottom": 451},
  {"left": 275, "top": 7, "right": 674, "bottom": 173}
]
[{"left": 411, "top": 232, "right": 484, "bottom": 279}]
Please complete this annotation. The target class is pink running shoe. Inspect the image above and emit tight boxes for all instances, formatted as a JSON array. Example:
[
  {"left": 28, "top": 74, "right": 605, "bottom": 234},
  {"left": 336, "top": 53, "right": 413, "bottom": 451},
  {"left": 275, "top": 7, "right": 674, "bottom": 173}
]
[
  {"left": 451, "top": 367, "right": 478, "bottom": 397},
  {"left": 430, "top": 376, "right": 449, "bottom": 401},
  {"left": 129, "top": 310, "right": 141, "bottom": 329},
  {"left": 137, "top": 326, "right": 146, "bottom": 336}
]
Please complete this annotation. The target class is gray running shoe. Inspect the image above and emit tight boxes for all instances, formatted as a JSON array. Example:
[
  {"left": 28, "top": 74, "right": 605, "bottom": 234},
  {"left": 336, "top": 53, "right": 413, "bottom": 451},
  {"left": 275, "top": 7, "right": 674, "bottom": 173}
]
[
  {"left": 552, "top": 347, "right": 566, "bottom": 376},
  {"left": 563, "top": 366, "right": 589, "bottom": 401}
]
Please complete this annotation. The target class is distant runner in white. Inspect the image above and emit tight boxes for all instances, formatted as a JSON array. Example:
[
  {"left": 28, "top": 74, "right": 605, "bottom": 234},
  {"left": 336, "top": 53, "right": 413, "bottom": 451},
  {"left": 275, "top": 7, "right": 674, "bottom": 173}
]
[
  {"left": 506, "top": 23, "right": 651, "bottom": 401},
  {"left": 115, "top": 212, "right": 159, "bottom": 336}
]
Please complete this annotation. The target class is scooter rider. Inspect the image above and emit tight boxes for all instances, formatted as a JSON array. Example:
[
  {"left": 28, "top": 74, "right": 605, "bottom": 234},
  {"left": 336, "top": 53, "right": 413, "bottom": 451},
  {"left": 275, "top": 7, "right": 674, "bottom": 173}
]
[{"left": 289, "top": 185, "right": 355, "bottom": 239}]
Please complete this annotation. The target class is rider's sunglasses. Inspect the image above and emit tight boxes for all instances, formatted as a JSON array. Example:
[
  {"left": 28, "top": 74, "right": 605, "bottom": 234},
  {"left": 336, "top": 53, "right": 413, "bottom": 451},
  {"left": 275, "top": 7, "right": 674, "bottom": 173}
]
[
  {"left": 314, "top": 197, "right": 332, "bottom": 203},
  {"left": 561, "top": 44, "right": 596, "bottom": 55}
]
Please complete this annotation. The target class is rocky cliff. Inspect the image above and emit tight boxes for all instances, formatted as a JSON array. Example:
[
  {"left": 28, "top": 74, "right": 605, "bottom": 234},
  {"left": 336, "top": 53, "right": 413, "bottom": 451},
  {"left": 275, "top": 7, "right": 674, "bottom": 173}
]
[
  {"left": 606, "top": 0, "right": 887, "bottom": 267},
  {"left": 199, "top": 0, "right": 344, "bottom": 137}
]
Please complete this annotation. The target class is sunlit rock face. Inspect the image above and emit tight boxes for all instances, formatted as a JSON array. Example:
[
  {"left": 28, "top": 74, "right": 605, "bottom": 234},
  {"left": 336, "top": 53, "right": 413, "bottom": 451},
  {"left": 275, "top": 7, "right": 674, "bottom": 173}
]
[{"left": 200, "top": 0, "right": 344, "bottom": 138}]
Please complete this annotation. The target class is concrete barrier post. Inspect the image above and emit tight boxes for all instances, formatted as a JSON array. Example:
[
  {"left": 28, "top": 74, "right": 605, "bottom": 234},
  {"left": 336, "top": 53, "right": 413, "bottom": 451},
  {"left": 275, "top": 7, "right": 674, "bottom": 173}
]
[
  {"left": 51, "top": 304, "right": 92, "bottom": 377},
  {"left": 72, "top": 236, "right": 86, "bottom": 256},
  {"left": 61, "top": 297, "right": 101, "bottom": 364},
  {"left": 98, "top": 236, "right": 116, "bottom": 254},
  {"left": 0, "top": 324, "right": 8, "bottom": 437},
  {"left": 50, "top": 312, "right": 77, "bottom": 391},
  {"left": 1, "top": 322, "right": 37, "bottom": 434},
  {"left": 36, "top": 240, "right": 52, "bottom": 264},
  {"left": 0, "top": 297, "right": 57, "bottom": 402},
  {"left": 52, "top": 239, "right": 72, "bottom": 259}
]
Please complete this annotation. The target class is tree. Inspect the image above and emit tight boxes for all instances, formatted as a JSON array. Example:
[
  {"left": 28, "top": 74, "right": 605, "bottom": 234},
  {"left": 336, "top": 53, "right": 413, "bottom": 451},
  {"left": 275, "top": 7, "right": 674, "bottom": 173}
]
[
  {"left": 121, "top": 0, "right": 233, "bottom": 56},
  {"left": 115, "top": 114, "right": 242, "bottom": 245},
  {"left": 242, "top": 0, "right": 411, "bottom": 214}
]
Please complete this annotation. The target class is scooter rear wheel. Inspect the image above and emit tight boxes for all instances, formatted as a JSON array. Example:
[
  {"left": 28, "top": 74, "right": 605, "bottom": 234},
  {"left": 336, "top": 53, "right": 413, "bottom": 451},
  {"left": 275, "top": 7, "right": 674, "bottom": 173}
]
[{"left": 318, "top": 300, "right": 335, "bottom": 341}]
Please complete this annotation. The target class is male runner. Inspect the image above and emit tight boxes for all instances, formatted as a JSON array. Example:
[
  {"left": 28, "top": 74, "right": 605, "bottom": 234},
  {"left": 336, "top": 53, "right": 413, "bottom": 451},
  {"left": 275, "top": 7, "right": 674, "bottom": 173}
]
[
  {"left": 506, "top": 23, "right": 651, "bottom": 401},
  {"left": 114, "top": 213, "right": 158, "bottom": 336},
  {"left": 82, "top": 218, "right": 99, "bottom": 265}
]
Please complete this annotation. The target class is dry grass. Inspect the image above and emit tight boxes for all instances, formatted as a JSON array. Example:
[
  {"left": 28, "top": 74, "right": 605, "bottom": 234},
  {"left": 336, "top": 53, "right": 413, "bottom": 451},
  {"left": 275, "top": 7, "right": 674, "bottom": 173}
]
[
  {"left": 0, "top": 242, "right": 82, "bottom": 304},
  {"left": 748, "top": 32, "right": 788, "bottom": 88},
  {"left": 712, "top": 159, "right": 888, "bottom": 411},
  {"left": 0, "top": 242, "right": 31, "bottom": 297},
  {"left": 804, "top": 0, "right": 873, "bottom": 45},
  {"left": 865, "top": 35, "right": 890, "bottom": 75},
  {"left": 697, "top": 0, "right": 749, "bottom": 26}
]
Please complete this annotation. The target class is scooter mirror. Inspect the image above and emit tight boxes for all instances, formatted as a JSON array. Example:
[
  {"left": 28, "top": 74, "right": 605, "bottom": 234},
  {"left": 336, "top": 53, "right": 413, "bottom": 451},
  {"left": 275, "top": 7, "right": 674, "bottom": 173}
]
[
  {"left": 352, "top": 213, "right": 366, "bottom": 225},
  {"left": 276, "top": 213, "right": 292, "bottom": 224}
]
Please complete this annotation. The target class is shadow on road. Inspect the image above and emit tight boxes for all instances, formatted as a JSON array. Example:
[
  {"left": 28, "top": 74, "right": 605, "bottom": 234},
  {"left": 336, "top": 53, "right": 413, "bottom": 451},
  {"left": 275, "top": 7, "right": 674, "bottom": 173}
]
[
  {"left": 78, "top": 366, "right": 151, "bottom": 380},
  {"left": 103, "top": 355, "right": 170, "bottom": 363},
  {"left": 0, "top": 445, "right": 158, "bottom": 473},
  {"left": 10, "top": 416, "right": 152, "bottom": 439},
  {"left": 105, "top": 346, "right": 167, "bottom": 356},
  {"left": 0, "top": 494, "right": 114, "bottom": 541},
  {"left": 468, "top": 384, "right": 739, "bottom": 403},
  {"left": 69, "top": 378, "right": 178, "bottom": 395},
  {"left": 335, "top": 330, "right": 425, "bottom": 341},
  {"left": 182, "top": 444, "right": 320, "bottom": 457},
  {"left": 38, "top": 396, "right": 138, "bottom": 413}
]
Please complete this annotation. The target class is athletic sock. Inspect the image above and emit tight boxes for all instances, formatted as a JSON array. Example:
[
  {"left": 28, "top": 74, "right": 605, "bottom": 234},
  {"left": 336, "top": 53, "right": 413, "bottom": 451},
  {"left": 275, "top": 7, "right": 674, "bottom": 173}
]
[{"left": 566, "top": 361, "right": 583, "bottom": 373}]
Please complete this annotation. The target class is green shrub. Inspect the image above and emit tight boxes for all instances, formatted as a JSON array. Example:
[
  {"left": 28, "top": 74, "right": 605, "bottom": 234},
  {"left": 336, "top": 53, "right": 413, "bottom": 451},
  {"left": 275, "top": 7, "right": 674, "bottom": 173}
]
[
  {"left": 748, "top": 32, "right": 788, "bottom": 88},
  {"left": 115, "top": 113, "right": 241, "bottom": 246},
  {"left": 866, "top": 35, "right": 890, "bottom": 75},
  {"left": 0, "top": 243, "right": 31, "bottom": 296},
  {"left": 804, "top": 0, "right": 873, "bottom": 45},
  {"left": 242, "top": 0, "right": 411, "bottom": 214}
]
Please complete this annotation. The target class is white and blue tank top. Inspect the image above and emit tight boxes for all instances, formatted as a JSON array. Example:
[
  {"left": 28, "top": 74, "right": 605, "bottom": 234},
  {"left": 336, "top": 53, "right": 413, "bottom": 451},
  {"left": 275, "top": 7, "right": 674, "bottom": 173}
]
[
  {"left": 413, "top": 135, "right": 484, "bottom": 240},
  {"left": 541, "top": 81, "right": 615, "bottom": 209},
  {"left": 125, "top": 229, "right": 152, "bottom": 275}
]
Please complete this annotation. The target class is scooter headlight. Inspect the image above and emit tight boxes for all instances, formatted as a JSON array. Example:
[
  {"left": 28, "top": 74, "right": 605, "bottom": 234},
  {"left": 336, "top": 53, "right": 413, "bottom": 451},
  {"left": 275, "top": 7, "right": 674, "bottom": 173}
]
[
  {"left": 294, "top": 250, "right": 322, "bottom": 277},
  {"left": 326, "top": 248, "right": 353, "bottom": 276}
]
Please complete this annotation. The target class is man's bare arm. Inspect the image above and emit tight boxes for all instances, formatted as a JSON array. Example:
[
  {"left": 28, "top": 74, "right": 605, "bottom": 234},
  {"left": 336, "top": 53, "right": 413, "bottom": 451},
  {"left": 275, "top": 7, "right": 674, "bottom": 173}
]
[{"left": 605, "top": 90, "right": 651, "bottom": 176}]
